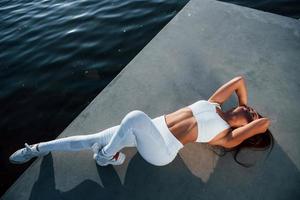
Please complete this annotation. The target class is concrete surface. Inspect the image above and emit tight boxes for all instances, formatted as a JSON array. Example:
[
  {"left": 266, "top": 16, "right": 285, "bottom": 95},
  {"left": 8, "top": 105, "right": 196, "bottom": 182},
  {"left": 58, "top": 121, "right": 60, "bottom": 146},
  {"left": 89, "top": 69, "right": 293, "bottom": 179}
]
[{"left": 2, "top": 0, "right": 300, "bottom": 199}]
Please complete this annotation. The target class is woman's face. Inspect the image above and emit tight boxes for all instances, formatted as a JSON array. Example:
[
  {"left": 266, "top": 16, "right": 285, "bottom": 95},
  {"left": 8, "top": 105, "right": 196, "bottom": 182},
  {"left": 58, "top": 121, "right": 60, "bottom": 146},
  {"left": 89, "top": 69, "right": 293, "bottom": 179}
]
[
  {"left": 229, "top": 105, "right": 259, "bottom": 127},
  {"left": 244, "top": 105, "right": 259, "bottom": 120}
]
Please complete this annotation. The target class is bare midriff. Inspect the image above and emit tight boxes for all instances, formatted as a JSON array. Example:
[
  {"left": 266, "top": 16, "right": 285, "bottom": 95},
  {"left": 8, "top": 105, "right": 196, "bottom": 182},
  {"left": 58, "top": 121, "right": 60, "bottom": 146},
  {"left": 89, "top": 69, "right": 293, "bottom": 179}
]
[
  {"left": 164, "top": 107, "right": 198, "bottom": 145},
  {"left": 164, "top": 106, "right": 230, "bottom": 146}
]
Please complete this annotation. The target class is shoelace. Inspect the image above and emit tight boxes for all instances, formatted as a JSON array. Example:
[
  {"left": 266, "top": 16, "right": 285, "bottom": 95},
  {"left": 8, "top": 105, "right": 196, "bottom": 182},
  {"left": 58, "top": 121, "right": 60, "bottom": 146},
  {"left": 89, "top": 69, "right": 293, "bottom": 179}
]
[
  {"left": 92, "top": 143, "right": 119, "bottom": 161},
  {"left": 21, "top": 143, "right": 33, "bottom": 158}
]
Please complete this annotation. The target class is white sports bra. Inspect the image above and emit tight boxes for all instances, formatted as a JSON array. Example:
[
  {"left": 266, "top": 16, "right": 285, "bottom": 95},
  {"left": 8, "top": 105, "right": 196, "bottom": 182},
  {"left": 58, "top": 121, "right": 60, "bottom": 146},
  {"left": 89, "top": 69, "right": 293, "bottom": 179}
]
[{"left": 187, "top": 100, "right": 231, "bottom": 143}]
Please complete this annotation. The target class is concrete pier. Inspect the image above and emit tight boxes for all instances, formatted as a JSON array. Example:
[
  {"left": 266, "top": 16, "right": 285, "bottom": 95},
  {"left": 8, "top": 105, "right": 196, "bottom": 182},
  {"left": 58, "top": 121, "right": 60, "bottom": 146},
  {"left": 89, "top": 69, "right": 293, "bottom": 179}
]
[{"left": 2, "top": 0, "right": 300, "bottom": 199}]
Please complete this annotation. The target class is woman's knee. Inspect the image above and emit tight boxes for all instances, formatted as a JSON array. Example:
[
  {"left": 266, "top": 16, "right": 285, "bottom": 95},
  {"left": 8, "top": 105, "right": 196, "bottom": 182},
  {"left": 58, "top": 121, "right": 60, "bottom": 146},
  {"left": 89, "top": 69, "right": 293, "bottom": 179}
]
[
  {"left": 122, "top": 110, "right": 149, "bottom": 125},
  {"left": 120, "top": 110, "right": 153, "bottom": 137}
]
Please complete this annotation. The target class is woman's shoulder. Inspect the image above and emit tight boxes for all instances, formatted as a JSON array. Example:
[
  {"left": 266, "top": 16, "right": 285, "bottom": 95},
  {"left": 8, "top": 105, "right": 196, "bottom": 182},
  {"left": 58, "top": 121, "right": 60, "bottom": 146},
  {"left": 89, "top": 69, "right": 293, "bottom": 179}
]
[{"left": 207, "top": 100, "right": 221, "bottom": 109}]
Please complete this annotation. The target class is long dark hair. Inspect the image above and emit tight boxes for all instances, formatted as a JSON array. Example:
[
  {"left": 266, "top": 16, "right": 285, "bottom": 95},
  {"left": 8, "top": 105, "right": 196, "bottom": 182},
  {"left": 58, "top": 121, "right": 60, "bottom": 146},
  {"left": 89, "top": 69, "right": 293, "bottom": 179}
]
[{"left": 210, "top": 111, "right": 274, "bottom": 168}]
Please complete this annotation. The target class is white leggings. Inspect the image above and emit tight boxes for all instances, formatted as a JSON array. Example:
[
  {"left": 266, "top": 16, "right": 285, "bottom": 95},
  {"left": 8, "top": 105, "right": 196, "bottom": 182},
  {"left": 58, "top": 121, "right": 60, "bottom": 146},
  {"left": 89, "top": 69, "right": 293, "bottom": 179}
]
[{"left": 37, "top": 110, "right": 184, "bottom": 166}]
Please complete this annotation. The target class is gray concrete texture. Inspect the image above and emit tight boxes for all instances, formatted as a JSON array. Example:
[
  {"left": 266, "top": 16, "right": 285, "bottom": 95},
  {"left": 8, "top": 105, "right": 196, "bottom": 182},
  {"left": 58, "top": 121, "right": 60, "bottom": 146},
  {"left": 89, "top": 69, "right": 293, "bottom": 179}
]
[{"left": 2, "top": 0, "right": 300, "bottom": 199}]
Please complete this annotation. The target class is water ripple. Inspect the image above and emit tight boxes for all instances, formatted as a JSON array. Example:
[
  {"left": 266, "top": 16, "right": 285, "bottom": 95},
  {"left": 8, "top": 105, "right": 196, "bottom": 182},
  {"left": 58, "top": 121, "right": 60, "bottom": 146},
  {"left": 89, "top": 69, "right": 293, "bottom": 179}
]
[{"left": 0, "top": 0, "right": 299, "bottom": 196}]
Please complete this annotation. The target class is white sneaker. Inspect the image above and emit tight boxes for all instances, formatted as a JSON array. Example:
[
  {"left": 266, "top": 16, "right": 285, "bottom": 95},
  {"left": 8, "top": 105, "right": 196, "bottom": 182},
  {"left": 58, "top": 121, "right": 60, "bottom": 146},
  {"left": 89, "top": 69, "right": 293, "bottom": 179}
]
[
  {"left": 9, "top": 143, "right": 49, "bottom": 164},
  {"left": 91, "top": 143, "right": 126, "bottom": 166}
]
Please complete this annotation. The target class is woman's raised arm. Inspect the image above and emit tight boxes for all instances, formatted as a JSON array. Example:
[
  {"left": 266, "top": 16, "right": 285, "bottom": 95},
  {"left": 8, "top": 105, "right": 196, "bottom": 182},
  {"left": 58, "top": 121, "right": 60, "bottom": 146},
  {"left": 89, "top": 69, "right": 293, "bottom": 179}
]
[
  {"left": 208, "top": 76, "right": 248, "bottom": 106},
  {"left": 235, "top": 76, "right": 248, "bottom": 106},
  {"left": 223, "top": 118, "right": 270, "bottom": 148}
]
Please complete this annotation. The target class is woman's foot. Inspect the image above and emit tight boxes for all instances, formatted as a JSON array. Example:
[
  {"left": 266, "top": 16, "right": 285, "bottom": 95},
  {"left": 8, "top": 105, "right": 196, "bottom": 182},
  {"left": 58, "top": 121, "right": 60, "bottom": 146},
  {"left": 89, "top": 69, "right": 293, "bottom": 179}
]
[
  {"left": 9, "top": 143, "right": 49, "bottom": 164},
  {"left": 91, "top": 143, "right": 126, "bottom": 166}
]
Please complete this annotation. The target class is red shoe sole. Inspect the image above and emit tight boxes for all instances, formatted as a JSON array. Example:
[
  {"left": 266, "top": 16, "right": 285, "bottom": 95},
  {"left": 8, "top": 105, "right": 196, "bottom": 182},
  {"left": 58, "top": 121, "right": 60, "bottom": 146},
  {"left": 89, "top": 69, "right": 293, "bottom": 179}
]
[{"left": 112, "top": 152, "right": 120, "bottom": 160}]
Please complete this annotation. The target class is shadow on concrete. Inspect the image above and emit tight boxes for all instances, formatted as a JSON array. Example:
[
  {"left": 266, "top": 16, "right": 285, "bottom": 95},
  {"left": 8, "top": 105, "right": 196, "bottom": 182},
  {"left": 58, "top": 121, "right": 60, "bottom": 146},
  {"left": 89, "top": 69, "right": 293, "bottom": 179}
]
[
  {"left": 3, "top": 0, "right": 300, "bottom": 199},
  {"left": 29, "top": 139, "right": 300, "bottom": 200},
  {"left": 28, "top": 153, "right": 203, "bottom": 200}
]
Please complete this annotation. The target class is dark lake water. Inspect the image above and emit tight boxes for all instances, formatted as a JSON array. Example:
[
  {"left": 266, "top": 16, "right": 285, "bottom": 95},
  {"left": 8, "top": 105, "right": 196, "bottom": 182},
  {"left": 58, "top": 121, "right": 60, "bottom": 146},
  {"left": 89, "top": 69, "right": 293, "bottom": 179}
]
[{"left": 1, "top": 0, "right": 299, "bottom": 196}]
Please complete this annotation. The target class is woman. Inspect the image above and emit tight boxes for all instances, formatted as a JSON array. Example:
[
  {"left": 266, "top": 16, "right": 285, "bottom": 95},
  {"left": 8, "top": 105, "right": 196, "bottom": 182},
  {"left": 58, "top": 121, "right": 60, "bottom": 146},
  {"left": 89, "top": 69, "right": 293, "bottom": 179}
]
[{"left": 9, "top": 76, "right": 273, "bottom": 167}]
